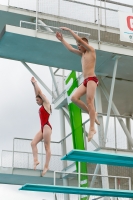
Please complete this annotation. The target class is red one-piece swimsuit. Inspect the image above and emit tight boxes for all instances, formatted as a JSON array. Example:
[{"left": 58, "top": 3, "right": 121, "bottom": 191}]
[{"left": 39, "top": 105, "right": 52, "bottom": 132}]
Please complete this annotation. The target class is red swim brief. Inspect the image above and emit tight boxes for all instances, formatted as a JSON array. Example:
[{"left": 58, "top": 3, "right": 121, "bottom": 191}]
[{"left": 83, "top": 76, "right": 99, "bottom": 87}]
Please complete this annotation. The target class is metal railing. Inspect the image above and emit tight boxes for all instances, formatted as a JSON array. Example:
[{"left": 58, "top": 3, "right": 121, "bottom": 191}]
[
  {"left": 6, "top": 0, "right": 133, "bottom": 49},
  {"left": 8, "top": 0, "right": 133, "bottom": 28},
  {"left": 54, "top": 170, "right": 131, "bottom": 190},
  {"left": 1, "top": 150, "right": 62, "bottom": 171},
  {"left": 20, "top": 20, "right": 90, "bottom": 39}
]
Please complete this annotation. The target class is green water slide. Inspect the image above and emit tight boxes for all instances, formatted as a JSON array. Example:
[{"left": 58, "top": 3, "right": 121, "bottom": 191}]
[{"left": 65, "top": 71, "right": 88, "bottom": 200}]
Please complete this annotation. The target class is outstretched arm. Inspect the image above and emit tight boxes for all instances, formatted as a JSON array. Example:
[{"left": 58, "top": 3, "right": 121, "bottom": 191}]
[
  {"left": 60, "top": 27, "right": 95, "bottom": 52},
  {"left": 31, "top": 77, "right": 49, "bottom": 104},
  {"left": 56, "top": 31, "right": 82, "bottom": 56}
]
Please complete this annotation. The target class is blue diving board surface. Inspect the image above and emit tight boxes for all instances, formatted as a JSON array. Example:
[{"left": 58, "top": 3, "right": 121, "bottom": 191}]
[
  {"left": 61, "top": 150, "right": 133, "bottom": 167},
  {"left": 20, "top": 184, "right": 133, "bottom": 198}
]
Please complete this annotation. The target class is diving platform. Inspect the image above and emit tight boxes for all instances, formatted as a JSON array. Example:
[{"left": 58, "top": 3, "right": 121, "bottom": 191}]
[
  {"left": 0, "top": 167, "right": 63, "bottom": 185},
  {"left": 62, "top": 149, "right": 133, "bottom": 167},
  {"left": 20, "top": 184, "right": 133, "bottom": 198},
  {"left": 0, "top": 24, "right": 133, "bottom": 69}
]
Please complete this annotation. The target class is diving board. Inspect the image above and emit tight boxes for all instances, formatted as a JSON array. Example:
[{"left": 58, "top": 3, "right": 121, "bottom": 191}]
[
  {"left": 61, "top": 150, "right": 133, "bottom": 167},
  {"left": 20, "top": 184, "right": 133, "bottom": 198}
]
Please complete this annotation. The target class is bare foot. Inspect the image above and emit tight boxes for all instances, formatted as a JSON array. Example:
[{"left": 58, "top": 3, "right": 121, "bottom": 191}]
[
  {"left": 95, "top": 113, "right": 100, "bottom": 125},
  {"left": 41, "top": 167, "right": 49, "bottom": 176},
  {"left": 88, "top": 130, "right": 96, "bottom": 142},
  {"left": 34, "top": 161, "right": 40, "bottom": 170}
]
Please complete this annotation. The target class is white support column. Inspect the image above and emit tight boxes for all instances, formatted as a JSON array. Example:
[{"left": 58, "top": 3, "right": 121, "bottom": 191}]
[
  {"left": 83, "top": 125, "right": 87, "bottom": 150},
  {"left": 49, "top": 67, "right": 69, "bottom": 200},
  {"left": 58, "top": 0, "right": 60, "bottom": 16},
  {"left": 36, "top": 0, "right": 38, "bottom": 32},
  {"left": 104, "top": 0, "right": 107, "bottom": 29},
  {"left": 95, "top": 81, "right": 109, "bottom": 198},
  {"left": 98, "top": 7, "right": 101, "bottom": 49},
  {"left": 95, "top": 86, "right": 105, "bottom": 147},
  {"left": 94, "top": 0, "right": 97, "bottom": 23},
  {"left": 114, "top": 117, "right": 117, "bottom": 150},
  {"left": 100, "top": 164, "right": 110, "bottom": 193},
  {"left": 8, "top": 0, "right": 10, "bottom": 6},
  {"left": 99, "top": 77, "right": 133, "bottom": 147},
  {"left": 100, "top": 0, "right": 102, "bottom": 25},
  {"left": 104, "top": 56, "right": 119, "bottom": 143},
  {"left": 21, "top": 62, "right": 55, "bottom": 98},
  {"left": 62, "top": 69, "right": 65, "bottom": 91},
  {"left": 59, "top": 109, "right": 70, "bottom": 200},
  {"left": 126, "top": 118, "right": 132, "bottom": 150}
]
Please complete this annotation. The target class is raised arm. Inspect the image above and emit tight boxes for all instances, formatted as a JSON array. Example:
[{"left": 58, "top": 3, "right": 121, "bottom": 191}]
[
  {"left": 60, "top": 27, "right": 95, "bottom": 52},
  {"left": 31, "top": 77, "right": 49, "bottom": 104},
  {"left": 56, "top": 31, "right": 82, "bottom": 56}
]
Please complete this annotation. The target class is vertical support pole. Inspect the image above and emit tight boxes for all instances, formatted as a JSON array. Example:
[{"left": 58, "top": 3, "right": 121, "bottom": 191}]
[
  {"left": 126, "top": 118, "right": 132, "bottom": 150},
  {"left": 95, "top": 83, "right": 110, "bottom": 197},
  {"left": 98, "top": 7, "right": 101, "bottom": 49},
  {"left": 41, "top": 141, "right": 43, "bottom": 170},
  {"left": 95, "top": 80, "right": 109, "bottom": 200},
  {"left": 53, "top": 171, "right": 56, "bottom": 200},
  {"left": 12, "top": 138, "right": 15, "bottom": 174},
  {"left": 36, "top": 0, "right": 38, "bottom": 32},
  {"left": 49, "top": 67, "right": 69, "bottom": 199},
  {"left": 59, "top": 109, "right": 70, "bottom": 200},
  {"left": 104, "top": 0, "right": 107, "bottom": 28},
  {"left": 100, "top": 164, "right": 110, "bottom": 200},
  {"left": 114, "top": 117, "right": 117, "bottom": 151},
  {"left": 129, "top": 177, "right": 131, "bottom": 190},
  {"left": 78, "top": 162, "right": 81, "bottom": 200},
  {"left": 94, "top": 0, "right": 96, "bottom": 23},
  {"left": 95, "top": 86, "right": 105, "bottom": 147},
  {"left": 62, "top": 69, "right": 65, "bottom": 91},
  {"left": 83, "top": 124, "right": 87, "bottom": 150},
  {"left": 8, "top": 0, "right": 10, "bottom": 7},
  {"left": 113, "top": 177, "right": 117, "bottom": 200},
  {"left": 115, "top": 177, "right": 117, "bottom": 189},
  {"left": 78, "top": 162, "right": 81, "bottom": 187},
  {"left": 1, "top": 151, "right": 2, "bottom": 167},
  {"left": 104, "top": 57, "right": 119, "bottom": 143},
  {"left": 28, "top": 153, "right": 29, "bottom": 169},
  {"left": 58, "top": 0, "right": 60, "bottom": 16},
  {"left": 54, "top": 171, "right": 56, "bottom": 185},
  {"left": 100, "top": 0, "right": 102, "bottom": 25}
]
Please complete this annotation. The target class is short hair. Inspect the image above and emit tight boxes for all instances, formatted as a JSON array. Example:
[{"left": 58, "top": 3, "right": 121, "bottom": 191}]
[
  {"left": 81, "top": 37, "right": 88, "bottom": 43},
  {"left": 36, "top": 95, "right": 42, "bottom": 99}
]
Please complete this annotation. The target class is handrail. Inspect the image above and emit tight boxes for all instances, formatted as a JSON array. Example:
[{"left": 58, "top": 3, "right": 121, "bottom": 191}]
[
  {"left": 64, "top": 0, "right": 117, "bottom": 12},
  {"left": 97, "top": 0, "right": 133, "bottom": 8},
  {"left": 20, "top": 20, "right": 90, "bottom": 37},
  {"left": 2, "top": 150, "right": 61, "bottom": 157}
]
